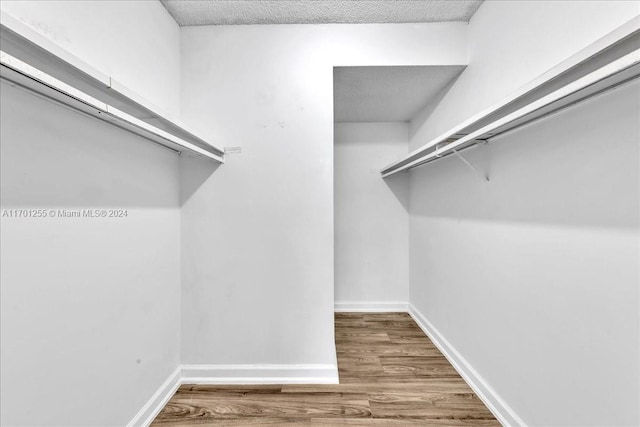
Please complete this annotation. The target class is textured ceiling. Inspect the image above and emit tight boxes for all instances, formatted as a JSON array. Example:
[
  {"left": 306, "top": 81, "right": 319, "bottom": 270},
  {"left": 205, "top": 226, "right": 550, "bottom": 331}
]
[
  {"left": 334, "top": 66, "right": 465, "bottom": 123},
  {"left": 160, "top": 1, "right": 483, "bottom": 26}
]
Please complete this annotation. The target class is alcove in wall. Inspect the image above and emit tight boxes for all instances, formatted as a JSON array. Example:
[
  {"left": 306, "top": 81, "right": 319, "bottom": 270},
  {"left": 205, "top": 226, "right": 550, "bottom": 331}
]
[{"left": 332, "top": 65, "right": 464, "bottom": 312}]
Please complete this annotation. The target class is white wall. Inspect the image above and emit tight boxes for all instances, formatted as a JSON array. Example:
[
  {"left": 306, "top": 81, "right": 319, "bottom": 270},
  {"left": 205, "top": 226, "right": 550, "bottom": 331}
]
[
  {"left": 0, "top": 82, "right": 181, "bottom": 426},
  {"left": 408, "top": 2, "right": 640, "bottom": 425},
  {"left": 334, "top": 122, "right": 409, "bottom": 307},
  {"left": 0, "top": 0, "right": 181, "bottom": 118},
  {"left": 0, "top": 2, "right": 182, "bottom": 425},
  {"left": 179, "top": 23, "right": 467, "bottom": 367},
  {"left": 410, "top": 0, "right": 640, "bottom": 150}
]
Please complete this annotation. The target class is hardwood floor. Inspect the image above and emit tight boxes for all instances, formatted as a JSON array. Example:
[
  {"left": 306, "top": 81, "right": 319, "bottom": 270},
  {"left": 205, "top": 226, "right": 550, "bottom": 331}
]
[{"left": 152, "top": 313, "right": 499, "bottom": 425}]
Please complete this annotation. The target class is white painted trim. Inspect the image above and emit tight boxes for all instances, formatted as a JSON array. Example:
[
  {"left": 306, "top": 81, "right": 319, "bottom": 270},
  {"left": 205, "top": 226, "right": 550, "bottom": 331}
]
[
  {"left": 127, "top": 366, "right": 182, "bottom": 427},
  {"left": 181, "top": 364, "right": 339, "bottom": 385},
  {"left": 381, "top": 16, "right": 640, "bottom": 177},
  {"left": 382, "top": 49, "right": 640, "bottom": 177},
  {"left": 127, "top": 363, "right": 339, "bottom": 426},
  {"left": 128, "top": 311, "right": 523, "bottom": 426},
  {"left": 334, "top": 301, "right": 409, "bottom": 312},
  {"left": 0, "top": 11, "right": 225, "bottom": 158},
  {"left": 408, "top": 304, "right": 526, "bottom": 427}
]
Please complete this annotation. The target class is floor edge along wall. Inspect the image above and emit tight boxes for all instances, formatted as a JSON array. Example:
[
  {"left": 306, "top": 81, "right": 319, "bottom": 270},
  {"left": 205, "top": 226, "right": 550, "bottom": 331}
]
[
  {"left": 127, "top": 364, "right": 340, "bottom": 427},
  {"left": 407, "top": 305, "right": 527, "bottom": 427},
  {"left": 129, "top": 303, "right": 526, "bottom": 427}
]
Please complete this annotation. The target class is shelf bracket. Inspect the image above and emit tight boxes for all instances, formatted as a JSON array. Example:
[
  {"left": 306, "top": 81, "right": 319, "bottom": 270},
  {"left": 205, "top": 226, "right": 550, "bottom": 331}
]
[{"left": 452, "top": 144, "right": 489, "bottom": 182}]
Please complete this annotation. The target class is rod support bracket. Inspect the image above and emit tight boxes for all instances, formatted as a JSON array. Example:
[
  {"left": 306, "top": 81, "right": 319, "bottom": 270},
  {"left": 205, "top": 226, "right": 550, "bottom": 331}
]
[{"left": 452, "top": 148, "right": 490, "bottom": 182}]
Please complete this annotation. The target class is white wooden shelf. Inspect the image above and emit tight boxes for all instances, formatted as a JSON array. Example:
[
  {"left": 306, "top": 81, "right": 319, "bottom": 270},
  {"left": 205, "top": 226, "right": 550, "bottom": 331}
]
[
  {"left": 381, "top": 17, "right": 640, "bottom": 178},
  {"left": 0, "top": 12, "right": 224, "bottom": 162}
]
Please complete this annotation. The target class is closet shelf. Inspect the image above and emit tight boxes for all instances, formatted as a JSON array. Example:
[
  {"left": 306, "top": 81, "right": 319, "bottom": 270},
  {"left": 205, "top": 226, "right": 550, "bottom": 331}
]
[
  {"left": 0, "top": 12, "right": 224, "bottom": 162},
  {"left": 381, "top": 17, "right": 640, "bottom": 178}
]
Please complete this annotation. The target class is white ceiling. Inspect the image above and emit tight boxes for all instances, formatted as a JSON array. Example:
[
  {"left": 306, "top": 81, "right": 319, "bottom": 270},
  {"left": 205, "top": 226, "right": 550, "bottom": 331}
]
[
  {"left": 333, "top": 66, "right": 465, "bottom": 123},
  {"left": 160, "top": 1, "right": 483, "bottom": 26}
]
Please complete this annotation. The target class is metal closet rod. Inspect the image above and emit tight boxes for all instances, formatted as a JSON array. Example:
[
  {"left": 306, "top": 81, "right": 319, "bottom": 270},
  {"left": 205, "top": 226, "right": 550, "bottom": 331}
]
[
  {"left": 0, "top": 50, "right": 225, "bottom": 163},
  {"left": 1, "top": 69, "right": 184, "bottom": 156},
  {"left": 382, "top": 48, "right": 640, "bottom": 178},
  {"left": 408, "top": 74, "right": 640, "bottom": 172}
]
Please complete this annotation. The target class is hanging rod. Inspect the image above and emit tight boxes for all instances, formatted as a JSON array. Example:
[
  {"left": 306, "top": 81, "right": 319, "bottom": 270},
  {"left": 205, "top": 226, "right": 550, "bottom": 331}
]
[
  {"left": 383, "top": 50, "right": 640, "bottom": 177},
  {"left": 381, "top": 17, "right": 640, "bottom": 178},
  {"left": 0, "top": 12, "right": 224, "bottom": 162},
  {"left": 0, "top": 52, "right": 224, "bottom": 162}
]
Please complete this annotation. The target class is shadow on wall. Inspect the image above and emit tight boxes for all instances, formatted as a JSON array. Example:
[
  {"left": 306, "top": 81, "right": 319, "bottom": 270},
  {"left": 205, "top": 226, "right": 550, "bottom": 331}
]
[
  {"left": 409, "top": 81, "right": 640, "bottom": 230},
  {"left": 383, "top": 172, "right": 410, "bottom": 212},
  {"left": 0, "top": 81, "right": 182, "bottom": 209},
  {"left": 333, "top": 121, "right": 411, "bottom": 213},
  {"left": 179, "top": 153, "right": 221, "bottom": 206},
  {"left": 409, "top": 70, "right": 463, "bottom": 144}
]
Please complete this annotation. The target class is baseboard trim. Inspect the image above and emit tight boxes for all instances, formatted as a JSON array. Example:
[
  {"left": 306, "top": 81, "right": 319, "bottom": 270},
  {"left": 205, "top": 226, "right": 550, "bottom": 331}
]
[
  {"left": 335, "top": 301, "right": 409, "bottom": 312},
  {"left": 130, "top": 307, "right": 524, "bottom": 426},
  {"left": 181, "top": 364, "right": 339, "bottom": 385},
  {"left": 127, "top": 366, "right": 182, "bottom": 427},
  {"left": 408, "top": 304, "right": 526, "bottom": 427},
  {"left": 129, "top": 363, "right": 339, "bottom": 426}
]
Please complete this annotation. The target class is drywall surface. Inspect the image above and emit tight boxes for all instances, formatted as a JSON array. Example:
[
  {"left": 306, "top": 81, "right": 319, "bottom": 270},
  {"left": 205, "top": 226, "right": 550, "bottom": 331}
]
[
  {"left": 180, "top": 23, "right": 467, "bottom": 366},
  {"left": 410, "top": 41, "right": 640, "bottom": 427},
  {"left": 334, "top": 123, "right": 409, "bottom": 306},
  {"left": 410, "top": 81, "right": 639, "bottom": 426},
  {"left": 0, "top": 82, "right": 181, "bottom": 426},
  {"left": 408, "top": 3, "right": 640, "bottom": 425},
  {"left": 410, "top": 0, "right": 640, "bottom": 150},
  {"left": 0, "top": 0, "right": 181, "bottom": 118}
]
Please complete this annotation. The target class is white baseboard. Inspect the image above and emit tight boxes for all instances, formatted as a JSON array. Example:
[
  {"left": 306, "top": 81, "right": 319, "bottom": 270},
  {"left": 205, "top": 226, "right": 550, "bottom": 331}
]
[
  {"left": 128, "top": 363, "right": 339, "bottom": 426},
  {"left": 131, "top": 306, "right": 524, "bottom": 426},
  {"left": 181, "top": 364, "right": 339, "bottom": 385},
  {"left": 127, "top": 366, "right": 182, "bottom": 427},
  {"left": 335, "top": 301, "right": 408, "bottom": 312},
  {"left": 408, "top": 304, "right": 526, "bottom": 427}
]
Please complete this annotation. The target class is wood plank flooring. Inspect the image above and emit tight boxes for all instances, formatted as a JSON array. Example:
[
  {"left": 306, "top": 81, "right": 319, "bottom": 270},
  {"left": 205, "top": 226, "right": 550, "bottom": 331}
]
[{"left": 152, "top": 313, "right": 499, "bottom": 426}]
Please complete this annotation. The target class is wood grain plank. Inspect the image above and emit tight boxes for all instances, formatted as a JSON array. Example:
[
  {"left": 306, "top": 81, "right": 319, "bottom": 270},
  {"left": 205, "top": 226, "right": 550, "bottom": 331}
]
[
  {"left": 281, "top": 379, "right": 475, "bottom": 394},
  {"left": 151, "top": 313, "right": 498, "bottom": 425},
  {"left": 362, "top": 313, "right": 413, "bottom": 321}
]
